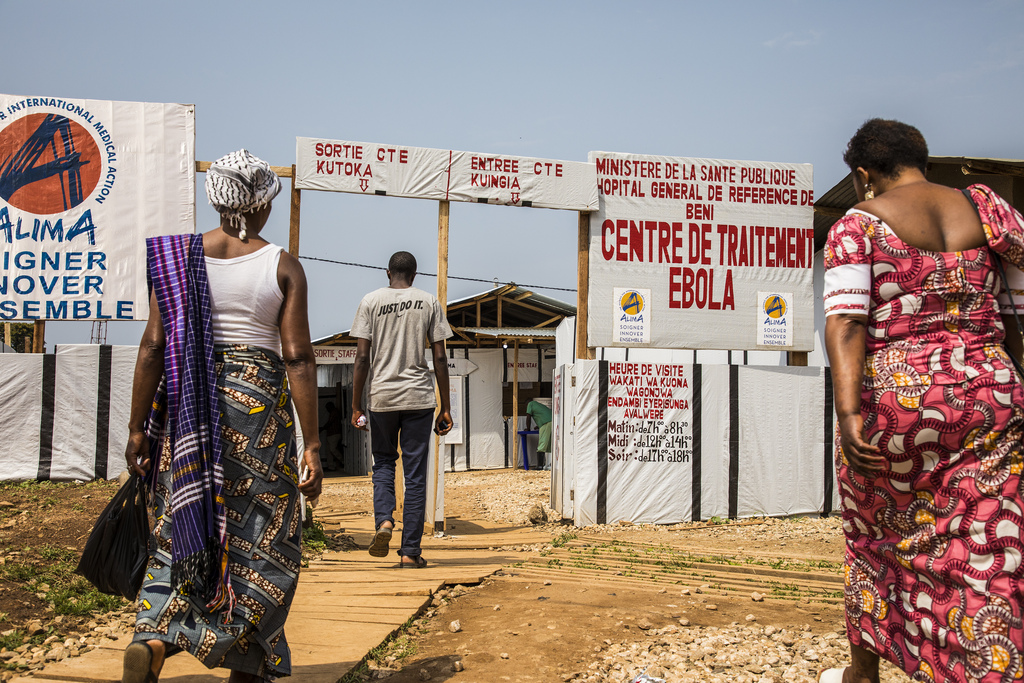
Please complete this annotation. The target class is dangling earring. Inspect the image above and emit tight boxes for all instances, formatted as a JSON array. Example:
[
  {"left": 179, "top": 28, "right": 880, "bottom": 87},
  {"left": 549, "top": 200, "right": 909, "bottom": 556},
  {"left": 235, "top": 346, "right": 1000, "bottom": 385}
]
[{"left": 864, "top": 184, "right": 875, "bottom": 200}]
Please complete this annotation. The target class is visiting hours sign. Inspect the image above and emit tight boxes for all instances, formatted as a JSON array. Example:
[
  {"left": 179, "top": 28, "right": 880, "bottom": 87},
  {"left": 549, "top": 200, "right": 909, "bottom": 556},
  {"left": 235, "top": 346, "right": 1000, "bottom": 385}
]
[
  {"left": 587, "top": 151, "right": 814, "bottom": 350},
  {"left": 0, "top": 94, "right": 195, "bottom": 321}
]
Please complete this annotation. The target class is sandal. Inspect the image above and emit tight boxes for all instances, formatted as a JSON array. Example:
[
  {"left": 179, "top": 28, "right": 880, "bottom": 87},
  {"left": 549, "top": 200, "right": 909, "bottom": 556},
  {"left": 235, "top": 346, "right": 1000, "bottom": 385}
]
[
  {"left": 399, "top": 555, "right": 428, "bottom": 569},
  {"left": 818, "top": 668, "right": 846, "bottom": 683},
  {"left": 123, "top": 641, "right": 158, "bottom": 683},
  {"left": 368, "top": 524, "right": 393, "bottom": 557}
]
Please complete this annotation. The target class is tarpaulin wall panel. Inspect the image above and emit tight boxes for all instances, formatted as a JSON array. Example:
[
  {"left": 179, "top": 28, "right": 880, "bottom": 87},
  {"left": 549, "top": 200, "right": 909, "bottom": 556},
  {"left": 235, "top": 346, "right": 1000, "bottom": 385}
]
[
  {"left": 736, "top": 366, "right": 827, "bottom": 518},
  {"left": 446, "top": 349, "right": 505, "bottom": 471},
  {"left": 561, "top": 361, "right": 835, "bottom": 525},
  {"left": 106, "top": 346, "right": 136, "bottom": 479},
  {"left": 0, "top": 354, "right": 44, "bottom": 481},
  {"left": 697, "top": 364, "right": 731, "bottom": 522},
  {"left": 572, "top": 361, "right": 601, "bottom": 526},
  {"left": 51, "top": 346, "right": 101, "bottom": 481},
  {"left": 0, "top": 346, "right": 136, "bottom": 482}
]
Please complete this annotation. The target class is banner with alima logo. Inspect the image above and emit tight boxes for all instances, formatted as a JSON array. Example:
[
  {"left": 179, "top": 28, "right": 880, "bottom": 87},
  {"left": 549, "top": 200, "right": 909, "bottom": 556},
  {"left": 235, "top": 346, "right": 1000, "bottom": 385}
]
[{"left": 0, "top": 94, "right": 195, "bottom": 321}]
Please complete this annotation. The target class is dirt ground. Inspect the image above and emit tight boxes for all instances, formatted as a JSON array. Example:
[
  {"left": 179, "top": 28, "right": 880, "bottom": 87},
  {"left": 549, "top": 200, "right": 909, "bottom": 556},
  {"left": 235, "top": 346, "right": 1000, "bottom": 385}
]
[
  {"left": 317, "top": 471, "right": 870, "bottom": 683},
  {"left": 0, "top": 479, "right": 123, "bottom": 635},
  {"left": 1, "top": 472, "right": 874, "bottom": 682}
]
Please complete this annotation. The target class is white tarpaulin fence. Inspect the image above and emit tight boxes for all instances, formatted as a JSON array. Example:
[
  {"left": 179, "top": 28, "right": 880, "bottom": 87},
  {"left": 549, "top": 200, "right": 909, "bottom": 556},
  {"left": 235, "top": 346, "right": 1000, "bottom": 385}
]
[
  {"left": 557, "top": 360, "right": 837, "bottom": 525},
  {"left": 0, "top": 94, "right": 195, "bottom": 321},
  {"left": 0, "top": 345, "right": 136, "bottom": 481},
  {"left": 295, "top": 138, "right": 598, "bottom": 211},
  {"left": 587, "top": 152, "right": 814, "bottom": 351}
]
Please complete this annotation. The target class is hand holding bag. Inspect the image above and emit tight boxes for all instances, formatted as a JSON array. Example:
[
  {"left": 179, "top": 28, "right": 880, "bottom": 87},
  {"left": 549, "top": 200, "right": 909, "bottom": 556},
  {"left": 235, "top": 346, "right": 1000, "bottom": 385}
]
[{"left": 75, "top": 473, "right": 150, "bottom": 599}]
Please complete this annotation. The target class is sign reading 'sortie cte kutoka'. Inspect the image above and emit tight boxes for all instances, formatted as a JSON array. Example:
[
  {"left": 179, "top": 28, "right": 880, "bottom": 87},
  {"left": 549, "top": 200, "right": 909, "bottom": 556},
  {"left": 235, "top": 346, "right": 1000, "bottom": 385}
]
[
  {"left": 588, "top": 152, "right": 814, "bottom": 350},
  {"left": 295, "top": 138, "right": 597, "bottom": 211},
  {"left": 0, "top": 94, "right": 195, "bottom": 321}
]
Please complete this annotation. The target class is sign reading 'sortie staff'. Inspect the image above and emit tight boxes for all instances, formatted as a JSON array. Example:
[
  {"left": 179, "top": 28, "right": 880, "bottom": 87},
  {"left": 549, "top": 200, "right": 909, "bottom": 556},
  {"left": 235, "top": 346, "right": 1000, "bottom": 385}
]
[{"left": 295, "top": 137, "right": 597, "bottom": 212}]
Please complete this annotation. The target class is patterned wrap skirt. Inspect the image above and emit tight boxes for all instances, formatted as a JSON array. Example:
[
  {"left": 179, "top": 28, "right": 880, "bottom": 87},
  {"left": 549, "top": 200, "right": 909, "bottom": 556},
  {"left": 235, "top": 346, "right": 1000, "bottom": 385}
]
[
  {"left": 134, "top": 345, "right": 302, "bottom": 679},
  {"left": 840, "top": 373, "right": 1024, "bottom": 683}
]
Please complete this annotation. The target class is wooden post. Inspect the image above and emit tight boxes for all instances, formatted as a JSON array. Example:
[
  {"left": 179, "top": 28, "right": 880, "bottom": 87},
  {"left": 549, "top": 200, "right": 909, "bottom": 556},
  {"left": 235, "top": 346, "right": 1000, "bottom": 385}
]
[
  {"left": 512, "top": 340, "right": 520, "bottom": 469},
  {"left": 32, "top": 321, "right": 45, "bottom": 353},
  {"left": 788, "top": 351, "right": 808, "bottom": 366},
  {"left": 288, "top": 164, "right": 301, "bottom": 258},
  {"left": 577, "top": 211, "right": 593, "bottom": 360},
  {"left": 437, "top": 200, "right": 449, "bottom": 313},
  {"left": 433, "top": 199, "right": 450, "bottom": 532},
  {"left": 3, "top": 322, "right": 10, "bottom": 347}
]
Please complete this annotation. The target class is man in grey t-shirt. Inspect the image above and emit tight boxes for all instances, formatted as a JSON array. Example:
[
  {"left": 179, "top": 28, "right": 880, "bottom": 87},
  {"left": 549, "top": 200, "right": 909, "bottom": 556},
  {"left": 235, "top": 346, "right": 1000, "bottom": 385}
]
[{"left": 350, "top": 251, "right": 452, "bottom": 568}]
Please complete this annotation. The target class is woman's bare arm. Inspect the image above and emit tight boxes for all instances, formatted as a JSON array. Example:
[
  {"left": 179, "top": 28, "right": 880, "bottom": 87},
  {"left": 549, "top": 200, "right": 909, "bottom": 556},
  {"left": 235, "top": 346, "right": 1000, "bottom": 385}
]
[
  {"left": 277, "top": 252, "right": 323, "bottom": 498},
  {"left": 824, "top": 313, "right": 884, "bottom": 475},
  {"left": 125, "top": 291, "right": 165, "bottom": 476}
]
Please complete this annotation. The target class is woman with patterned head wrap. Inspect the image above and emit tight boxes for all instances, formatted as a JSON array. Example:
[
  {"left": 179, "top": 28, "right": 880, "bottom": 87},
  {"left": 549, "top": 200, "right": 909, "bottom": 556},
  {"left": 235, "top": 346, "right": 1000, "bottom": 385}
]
[{"left": 122, "top": 150, "right": 322, "bottom": 683}]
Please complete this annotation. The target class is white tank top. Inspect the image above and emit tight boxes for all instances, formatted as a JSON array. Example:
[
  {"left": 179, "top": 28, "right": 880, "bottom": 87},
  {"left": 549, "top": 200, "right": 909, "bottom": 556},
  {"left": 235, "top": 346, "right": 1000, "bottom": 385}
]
[{"left": 205, "top": 243, "right": 285, "bottom": 353}]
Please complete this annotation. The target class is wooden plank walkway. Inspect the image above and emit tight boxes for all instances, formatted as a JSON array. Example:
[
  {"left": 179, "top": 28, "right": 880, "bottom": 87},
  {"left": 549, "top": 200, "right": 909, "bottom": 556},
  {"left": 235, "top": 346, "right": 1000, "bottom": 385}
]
[{"left": 31, "top": 505, "right": 555, "bottom": 682}]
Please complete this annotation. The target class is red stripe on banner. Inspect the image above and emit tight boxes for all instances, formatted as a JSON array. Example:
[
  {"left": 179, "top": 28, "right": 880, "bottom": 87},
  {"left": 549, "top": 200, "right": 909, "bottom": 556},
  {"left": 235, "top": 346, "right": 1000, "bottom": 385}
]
[{"left": 445, "top": 150, "right": 453, "bottom": 201}]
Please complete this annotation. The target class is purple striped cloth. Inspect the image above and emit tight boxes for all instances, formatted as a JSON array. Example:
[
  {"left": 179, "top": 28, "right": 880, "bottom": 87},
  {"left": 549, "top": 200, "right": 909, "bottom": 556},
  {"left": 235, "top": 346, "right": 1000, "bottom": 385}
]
[{"left": 144, "top": 234, "right": 232, "bottom": 613}]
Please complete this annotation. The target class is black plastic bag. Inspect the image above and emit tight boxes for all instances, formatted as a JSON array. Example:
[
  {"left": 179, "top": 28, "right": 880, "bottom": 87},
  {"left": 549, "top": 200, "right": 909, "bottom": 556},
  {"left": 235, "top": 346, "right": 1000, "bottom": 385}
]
[{"left": 75, "top": 473, "right": 150, "bottom": 599}]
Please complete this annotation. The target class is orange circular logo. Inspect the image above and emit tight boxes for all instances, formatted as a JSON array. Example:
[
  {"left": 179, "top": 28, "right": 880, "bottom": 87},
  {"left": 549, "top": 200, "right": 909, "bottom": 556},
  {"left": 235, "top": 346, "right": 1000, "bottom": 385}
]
[
  {"left": 0, "top": 113, "right": 102, "bottom": 214},
  {"left": 619, "top": 290, "right": 644, "bottom": 315},
  {"left": 764, "top": 295, "right": 786, "bottom": 319}
]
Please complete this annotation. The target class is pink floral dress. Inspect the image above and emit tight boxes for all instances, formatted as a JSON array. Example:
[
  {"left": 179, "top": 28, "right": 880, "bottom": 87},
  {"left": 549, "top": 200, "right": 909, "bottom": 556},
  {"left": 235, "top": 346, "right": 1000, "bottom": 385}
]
[{"left": 823, "top": 184, "right": 1024, "bottom": 683}]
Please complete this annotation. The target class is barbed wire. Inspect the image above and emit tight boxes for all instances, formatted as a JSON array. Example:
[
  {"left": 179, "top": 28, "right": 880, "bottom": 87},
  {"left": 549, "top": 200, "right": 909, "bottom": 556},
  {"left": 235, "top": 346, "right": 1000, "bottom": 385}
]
[{"left": 298, "top": 255, "right": 577, "bottom": 293}]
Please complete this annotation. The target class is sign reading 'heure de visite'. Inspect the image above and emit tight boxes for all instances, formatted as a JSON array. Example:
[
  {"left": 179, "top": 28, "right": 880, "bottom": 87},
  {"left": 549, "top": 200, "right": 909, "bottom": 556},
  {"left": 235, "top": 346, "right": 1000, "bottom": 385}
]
[
  {"left": 0, "top": 94, "right": 195, "bottom": 321},
  {"left": 295, "top": 138, "right": 597, "bottom": 212},
  {"left": 587, "top": 152, "right": 814, "bottom": 351}
]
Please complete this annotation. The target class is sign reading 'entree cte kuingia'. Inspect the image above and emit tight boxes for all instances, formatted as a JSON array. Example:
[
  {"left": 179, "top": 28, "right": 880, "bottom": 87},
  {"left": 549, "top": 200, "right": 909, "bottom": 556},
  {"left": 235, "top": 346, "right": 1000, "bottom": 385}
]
[{"left": 295, "top": 138, "right": 597, "bottom": 212}]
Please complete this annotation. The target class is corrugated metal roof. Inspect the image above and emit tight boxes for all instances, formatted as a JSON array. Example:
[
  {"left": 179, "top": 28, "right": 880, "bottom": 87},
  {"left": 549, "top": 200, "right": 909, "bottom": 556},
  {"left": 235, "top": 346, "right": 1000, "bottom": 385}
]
[{"left": 457, "top": 327, "right": 557, "bottom": 338}]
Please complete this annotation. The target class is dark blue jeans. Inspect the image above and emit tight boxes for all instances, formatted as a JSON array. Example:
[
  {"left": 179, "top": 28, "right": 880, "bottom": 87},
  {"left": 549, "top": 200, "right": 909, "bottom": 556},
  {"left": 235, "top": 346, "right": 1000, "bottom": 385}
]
[{"left": 369, "top": 408, "right": 433, "bottom": 558}]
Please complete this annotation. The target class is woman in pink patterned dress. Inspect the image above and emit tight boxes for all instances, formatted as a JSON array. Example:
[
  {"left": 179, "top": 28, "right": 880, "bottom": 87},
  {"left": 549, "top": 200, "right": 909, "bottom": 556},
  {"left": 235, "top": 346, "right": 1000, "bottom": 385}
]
[{"left": 822, "top": 119, "right": 1024, "bottom": 683}]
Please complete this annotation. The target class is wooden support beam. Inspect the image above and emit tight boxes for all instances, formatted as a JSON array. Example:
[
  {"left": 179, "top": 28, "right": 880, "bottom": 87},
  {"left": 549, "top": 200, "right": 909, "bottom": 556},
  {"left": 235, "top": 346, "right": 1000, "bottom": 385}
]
[
  {"left": 32, "top": 321, "right": 45, "bottom": 353},
  {"left": 960, "top": 160, "right": 1024, "bottom": 178},
  {"left": 288, "top": 165, "right": 301, "bottom": 258},
  {"left": 512, "top": 340, "right": 520, "bottom": 469},
  {"left": 788, "top": 351, "right": 808, "bottom": 366},
  {"left": 535, "top": 313, "right": 564, "bottom": 328},
  {"left": 495, "top": 294, "right": 570, "bottom": 318},
  {"left": 437, "top": 201, "right": 449, "bottom": 313},
  {"left": 577, "top": 211, "right": 593, "bottom": 360},
  {"left": 196, "top": 160, "right": 294, "bottom": 177}
]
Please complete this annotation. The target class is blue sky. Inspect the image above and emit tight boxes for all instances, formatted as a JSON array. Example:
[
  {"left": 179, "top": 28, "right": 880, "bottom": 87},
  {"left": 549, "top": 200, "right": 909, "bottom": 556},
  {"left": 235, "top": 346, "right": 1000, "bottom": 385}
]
[{"left": 4, "top": 0, "right": 1023, "bottom": 346}]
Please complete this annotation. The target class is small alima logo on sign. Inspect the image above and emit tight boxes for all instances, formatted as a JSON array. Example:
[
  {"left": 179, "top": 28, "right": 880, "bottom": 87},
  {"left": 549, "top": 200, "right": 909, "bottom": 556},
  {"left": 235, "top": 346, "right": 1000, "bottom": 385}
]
[
  {"left": 763, "top": 294, "right": 786, "bottom": 319},
  {"left": 619, "top": 289, "right": 645, "bottom": 316}
]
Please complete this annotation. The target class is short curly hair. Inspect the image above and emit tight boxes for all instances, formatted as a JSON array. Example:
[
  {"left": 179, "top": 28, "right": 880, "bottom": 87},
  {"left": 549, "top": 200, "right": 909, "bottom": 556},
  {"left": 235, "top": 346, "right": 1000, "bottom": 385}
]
[
  {"left": 843, "top": 118, "right": 928, "bottom": 178},
  {"left": 388, "top": 251, "right": 417, "bottom": 279}
]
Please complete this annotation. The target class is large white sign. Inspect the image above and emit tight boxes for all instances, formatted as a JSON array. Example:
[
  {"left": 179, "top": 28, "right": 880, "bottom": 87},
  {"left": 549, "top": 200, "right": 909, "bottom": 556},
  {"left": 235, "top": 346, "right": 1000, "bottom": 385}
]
[
  {"left": 295, "top": 138, "right": 598, "bottom": 212},
  {"left": 0, "top": 94, "right": 195, "bottom": 321},
  {"left": 587, "top": 152, "right": 814, "bottom": 350}
]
